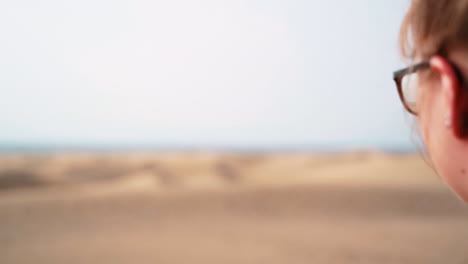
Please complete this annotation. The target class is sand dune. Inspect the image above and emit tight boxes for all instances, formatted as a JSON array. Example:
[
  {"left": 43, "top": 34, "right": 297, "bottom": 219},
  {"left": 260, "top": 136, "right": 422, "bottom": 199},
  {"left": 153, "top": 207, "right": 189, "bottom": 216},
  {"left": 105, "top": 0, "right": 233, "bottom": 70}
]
[{"left": 1, "top": 152, "right": 467, "bottom": 264}]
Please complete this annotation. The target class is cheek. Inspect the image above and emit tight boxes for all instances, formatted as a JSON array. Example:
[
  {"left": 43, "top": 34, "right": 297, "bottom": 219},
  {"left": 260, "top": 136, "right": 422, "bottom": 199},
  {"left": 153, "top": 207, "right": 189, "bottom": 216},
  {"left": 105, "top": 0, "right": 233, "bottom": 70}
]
[
  {"left": 417, "top": 86, "right": 433, "bottom": 144},
  {"left": 417, "top": 82, "right": 453, "bottom": 176},
  {"left": 417, "top": 84, "right": 442, "bottom": 154}
]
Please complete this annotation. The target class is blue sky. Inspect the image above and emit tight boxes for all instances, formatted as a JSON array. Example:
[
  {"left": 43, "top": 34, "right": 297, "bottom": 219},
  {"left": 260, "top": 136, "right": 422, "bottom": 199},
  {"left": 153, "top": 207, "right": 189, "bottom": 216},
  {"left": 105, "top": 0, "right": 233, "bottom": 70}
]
[{"left": 0, "top": 0, "right": 417, "bottom": 150}]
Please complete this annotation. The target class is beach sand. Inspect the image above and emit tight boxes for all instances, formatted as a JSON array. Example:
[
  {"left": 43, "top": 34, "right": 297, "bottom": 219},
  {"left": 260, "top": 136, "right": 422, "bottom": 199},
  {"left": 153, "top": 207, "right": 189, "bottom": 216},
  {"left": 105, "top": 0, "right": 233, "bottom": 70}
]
[{"left": 1, "top": 152, "right": 467, "bottom": 264}]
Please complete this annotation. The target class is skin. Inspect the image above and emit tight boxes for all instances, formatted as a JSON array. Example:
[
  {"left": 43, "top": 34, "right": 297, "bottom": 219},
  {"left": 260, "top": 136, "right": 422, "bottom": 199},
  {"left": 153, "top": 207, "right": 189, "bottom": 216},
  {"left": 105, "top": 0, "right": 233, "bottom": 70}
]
[{"left": 417, "top": 47, "right": 468, "bottom": 202}]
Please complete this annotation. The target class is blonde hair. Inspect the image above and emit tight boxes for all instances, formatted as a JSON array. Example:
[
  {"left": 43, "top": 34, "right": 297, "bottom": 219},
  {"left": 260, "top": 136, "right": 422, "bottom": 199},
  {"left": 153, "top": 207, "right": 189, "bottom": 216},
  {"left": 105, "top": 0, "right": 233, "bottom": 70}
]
[{"left": 400, "top": 0, "right": 468, "bottom": 61}]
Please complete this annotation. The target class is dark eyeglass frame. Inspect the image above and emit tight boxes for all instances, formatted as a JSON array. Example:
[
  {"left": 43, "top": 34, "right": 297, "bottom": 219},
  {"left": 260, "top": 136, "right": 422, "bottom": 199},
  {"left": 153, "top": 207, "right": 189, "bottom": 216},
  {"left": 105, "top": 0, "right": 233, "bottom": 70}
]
[
  {"left": 393, "top": 61, "right": 430, "bottom": 116},
  {"left": 393, "top": 59, "right": 466, "bottom": 116}
]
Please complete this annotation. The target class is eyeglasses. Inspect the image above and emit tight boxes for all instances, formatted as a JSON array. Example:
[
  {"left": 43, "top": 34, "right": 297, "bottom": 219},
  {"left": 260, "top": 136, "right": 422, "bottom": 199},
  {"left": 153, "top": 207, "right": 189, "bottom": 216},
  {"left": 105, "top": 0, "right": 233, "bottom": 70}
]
[
  {"left": 393, "top": 61, "right": 430, "bottom": 116},
  {"left": 393, "top": 59, "right": 466, "bottom": 116}
]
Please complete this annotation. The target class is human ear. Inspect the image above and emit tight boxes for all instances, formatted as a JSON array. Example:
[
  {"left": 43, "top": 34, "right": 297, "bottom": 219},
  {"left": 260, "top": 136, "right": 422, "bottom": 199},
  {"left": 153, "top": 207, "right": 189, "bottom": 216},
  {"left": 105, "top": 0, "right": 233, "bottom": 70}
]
[{"left": 430, "top": 56, "right": 468, "bottom": 139}]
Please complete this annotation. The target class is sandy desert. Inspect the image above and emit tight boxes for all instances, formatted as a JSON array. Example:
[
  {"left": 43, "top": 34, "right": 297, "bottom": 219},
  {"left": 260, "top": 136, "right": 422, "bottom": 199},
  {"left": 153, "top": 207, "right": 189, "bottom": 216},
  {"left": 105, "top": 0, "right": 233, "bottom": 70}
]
[{"left": 1, "top": 151, "right": 468, "bottom": 264}]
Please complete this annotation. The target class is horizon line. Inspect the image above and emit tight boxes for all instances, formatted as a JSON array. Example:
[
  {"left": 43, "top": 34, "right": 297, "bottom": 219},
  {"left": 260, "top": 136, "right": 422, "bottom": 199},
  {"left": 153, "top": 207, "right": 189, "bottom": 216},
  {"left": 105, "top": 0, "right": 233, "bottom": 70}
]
[{"left": 0, "top": 142, "right": 419, "bottom": 154}]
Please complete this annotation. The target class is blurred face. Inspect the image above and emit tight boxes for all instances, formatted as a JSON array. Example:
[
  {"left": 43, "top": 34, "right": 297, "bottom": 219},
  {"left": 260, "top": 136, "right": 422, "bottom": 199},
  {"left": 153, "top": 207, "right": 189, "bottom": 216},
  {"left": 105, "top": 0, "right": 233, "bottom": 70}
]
[{"left": 412, "top": 50, "right": 468, "bottom": 201}]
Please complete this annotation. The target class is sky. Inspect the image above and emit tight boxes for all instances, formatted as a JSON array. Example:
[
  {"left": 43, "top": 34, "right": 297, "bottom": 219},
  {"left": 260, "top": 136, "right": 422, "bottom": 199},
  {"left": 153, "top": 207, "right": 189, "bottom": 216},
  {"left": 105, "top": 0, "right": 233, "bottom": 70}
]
[{"left": 0, "top": 0, "right": 418, "bottom": 150}]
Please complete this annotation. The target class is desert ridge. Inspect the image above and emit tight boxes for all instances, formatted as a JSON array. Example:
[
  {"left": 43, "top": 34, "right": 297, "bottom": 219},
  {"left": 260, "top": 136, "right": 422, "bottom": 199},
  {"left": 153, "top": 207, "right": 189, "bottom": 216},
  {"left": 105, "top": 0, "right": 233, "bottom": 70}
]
[
  {"left": 1, "top": 152, "right": 467, "bottom": 264},
  {"left": 0, "top": 152, "right": 441, "bottom": 199}
]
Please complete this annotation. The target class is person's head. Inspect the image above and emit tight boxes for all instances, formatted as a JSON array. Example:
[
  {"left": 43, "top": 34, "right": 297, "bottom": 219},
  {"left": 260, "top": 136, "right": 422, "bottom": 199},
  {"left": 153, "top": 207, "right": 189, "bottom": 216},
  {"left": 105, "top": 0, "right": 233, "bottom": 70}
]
[{"left": 394, "top": 0, "right": 468, "bottom": 201}]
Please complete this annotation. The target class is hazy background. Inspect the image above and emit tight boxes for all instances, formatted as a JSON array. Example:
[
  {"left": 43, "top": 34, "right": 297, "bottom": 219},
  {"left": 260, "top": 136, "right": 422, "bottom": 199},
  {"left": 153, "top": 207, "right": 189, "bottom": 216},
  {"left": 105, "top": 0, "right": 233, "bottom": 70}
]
[
  {"left": 3, "top": 2, "right": 468, "bottom": 264},
  {"left": 0, "top": 0, "right": 415, "bottom": 151}
]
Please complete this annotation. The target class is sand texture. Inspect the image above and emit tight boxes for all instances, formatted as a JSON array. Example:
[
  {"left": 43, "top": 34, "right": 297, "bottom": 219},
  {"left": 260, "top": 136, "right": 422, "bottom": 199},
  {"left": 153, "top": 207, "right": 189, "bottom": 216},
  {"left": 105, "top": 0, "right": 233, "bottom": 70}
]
[{"left": 1, "top": 152, "right": 467, "bottom": 264}]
